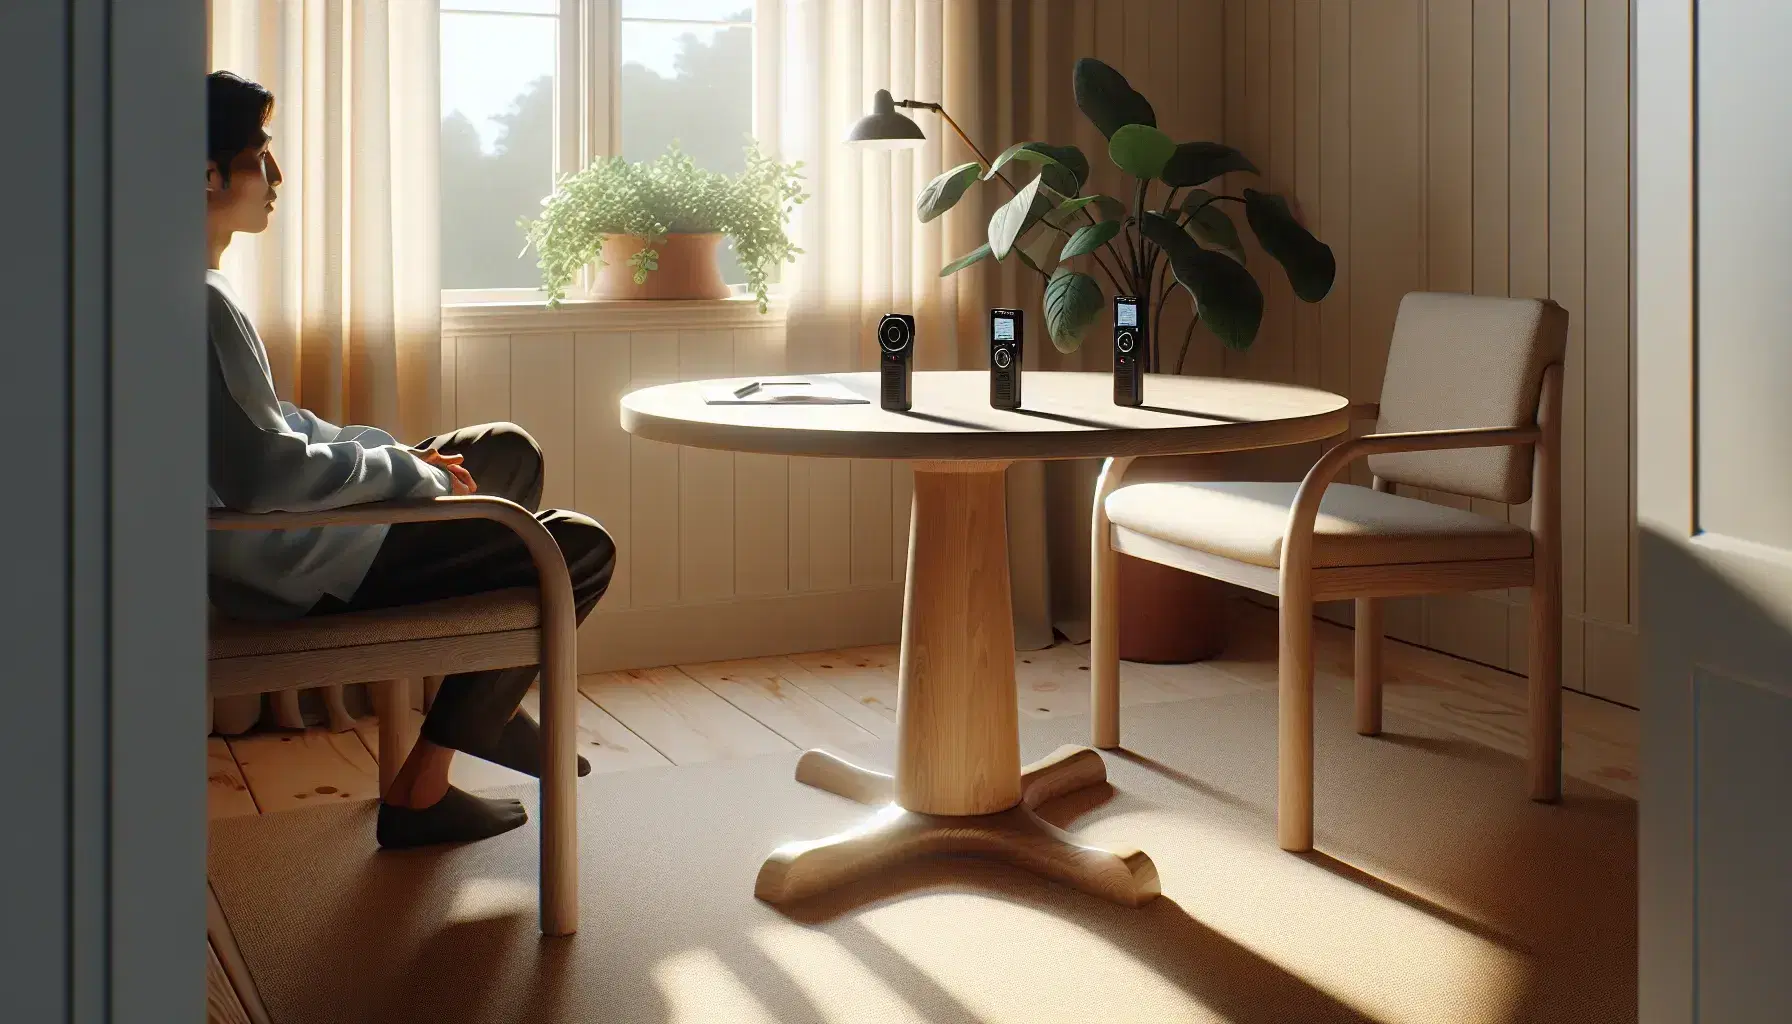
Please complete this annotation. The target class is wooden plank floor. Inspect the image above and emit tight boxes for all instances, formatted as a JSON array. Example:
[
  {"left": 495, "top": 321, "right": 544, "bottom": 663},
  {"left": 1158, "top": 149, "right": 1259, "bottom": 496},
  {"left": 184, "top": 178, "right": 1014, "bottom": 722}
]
[{"left": 207, "top": 601, "right": 1638, "bottom": 821}]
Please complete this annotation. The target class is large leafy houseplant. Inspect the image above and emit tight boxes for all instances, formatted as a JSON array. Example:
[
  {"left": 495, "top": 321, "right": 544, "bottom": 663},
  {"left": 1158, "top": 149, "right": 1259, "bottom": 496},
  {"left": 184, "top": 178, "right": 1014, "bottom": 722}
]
[
  {"left": 524, "top": 141, "right": 807, "bottom": 312},
  {"left": 918, "top": 58, "right": 1335, "bottom": 369}
]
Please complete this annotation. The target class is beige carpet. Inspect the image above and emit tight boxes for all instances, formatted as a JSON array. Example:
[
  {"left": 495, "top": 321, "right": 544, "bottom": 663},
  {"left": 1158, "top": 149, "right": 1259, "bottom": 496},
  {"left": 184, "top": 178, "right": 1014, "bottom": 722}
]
[{"left": 208, "top": 685, "right": 1636, "bottom": 1024}]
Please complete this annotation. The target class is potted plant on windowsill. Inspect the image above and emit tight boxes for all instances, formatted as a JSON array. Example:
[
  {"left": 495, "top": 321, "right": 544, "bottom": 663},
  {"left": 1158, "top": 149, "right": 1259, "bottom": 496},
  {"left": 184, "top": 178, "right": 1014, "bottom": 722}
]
[
  {"left": 914, "top": 57, "right": 1337, "bottom": 664},
  {"left": 524, "top": 141, "right": 807, "bottom": 311}
]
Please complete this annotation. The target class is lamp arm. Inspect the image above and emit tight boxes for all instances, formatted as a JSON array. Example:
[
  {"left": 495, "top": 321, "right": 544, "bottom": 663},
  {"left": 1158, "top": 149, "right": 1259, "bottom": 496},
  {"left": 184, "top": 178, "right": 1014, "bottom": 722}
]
[{"left": 897, "top": 99, "right": 1018, "bottom": 195}]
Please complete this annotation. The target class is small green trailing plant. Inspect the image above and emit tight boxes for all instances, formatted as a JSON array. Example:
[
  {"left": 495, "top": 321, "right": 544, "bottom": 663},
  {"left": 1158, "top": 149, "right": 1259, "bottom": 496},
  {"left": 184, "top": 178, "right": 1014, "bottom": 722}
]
[
  {"left": 524, "top": 141, "right": 807, "bottom": 312},
  {"left": 917, "top": 58, "right": 1335, "bottom": 368}
]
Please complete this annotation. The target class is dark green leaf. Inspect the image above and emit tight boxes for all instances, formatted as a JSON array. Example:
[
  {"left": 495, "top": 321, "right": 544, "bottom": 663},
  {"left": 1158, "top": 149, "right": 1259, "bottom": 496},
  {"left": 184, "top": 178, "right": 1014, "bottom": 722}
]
[
  {"left": 1042, "top": 195, "right": 1098, "bottom": 229},
  {"left": 915, "top": 161, "right": 983, "bottom": 224},
  {"left": 1243, "top": 188, "right": 1336, "bottom": 302},
  {"left": 1044, "top": 267, "right": 1104, "bottom": 353},
  {"left": 1182, "top": 189, "right": 1245, "bottom": 262},
  {"left": 1014, "top": 232, "right": 1053, "bottom": 275},
  {"left": 1088, "top": 194, "right": 1128, "bottom": 222},
  {"left": 1108, "top": 124, "right": 1177, "bottom": 180},
  {"left": 1073, "top": 57, "right": 1156, "bottom": 139},
  {"left": 1140, "top": 211, "right": 1263, "bottom": 349},
  {"left": 1060, "top": 219, "right": 1121, "bottom": 261},
  {"left": 938, "top": 243, "right": 992, "bottom": 277},
  {"left": 1028, "top": 144, "right": 1090, "bottom": 189},
  {"left": 985, "top": 142, "right": 1090, "bottom": 192},
  {"left": 988, "top": 174, "right": 1046, "bottom": 260},
  {"left": 1161, "top": 141, "right": 1258, "bottom": 187}
]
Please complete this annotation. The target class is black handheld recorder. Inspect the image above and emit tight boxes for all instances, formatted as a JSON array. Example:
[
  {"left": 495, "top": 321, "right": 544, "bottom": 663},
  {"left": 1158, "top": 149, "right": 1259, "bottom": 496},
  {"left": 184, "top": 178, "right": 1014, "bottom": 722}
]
[
  {"left": 989, "top": 308, "right": 1023, "bottom": 409},
  {"left": 1113, "top": 295, "right": 1145, "bottom": 407},
  {"left": 878, "top": 313, "right": 915, "bottom": 411}
]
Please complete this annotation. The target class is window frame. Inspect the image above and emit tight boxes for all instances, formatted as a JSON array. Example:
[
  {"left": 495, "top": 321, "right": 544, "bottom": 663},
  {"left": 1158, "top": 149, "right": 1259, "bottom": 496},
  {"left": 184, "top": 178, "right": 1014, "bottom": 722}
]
[{"left": 440, "top": 0, "right": 780, "bottom": 307}]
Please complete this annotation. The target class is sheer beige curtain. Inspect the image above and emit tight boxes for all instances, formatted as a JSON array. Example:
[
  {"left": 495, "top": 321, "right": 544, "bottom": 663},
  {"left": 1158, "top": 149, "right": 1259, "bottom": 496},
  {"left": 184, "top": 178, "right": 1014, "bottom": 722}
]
[
  {"left": 208, "top": 0, "right": 444, "bottom": 731},
  {"left": 779, "top": 0, "right": 1055, "bottom": 647}
]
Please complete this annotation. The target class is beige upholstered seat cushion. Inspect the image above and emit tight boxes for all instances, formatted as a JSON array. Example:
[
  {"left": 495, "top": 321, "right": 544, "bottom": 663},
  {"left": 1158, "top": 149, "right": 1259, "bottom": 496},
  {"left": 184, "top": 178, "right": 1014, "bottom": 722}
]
[
  {"left": 208, "top": 587, "right": 540, "bottom": 660},
  {"left": 1105, "top": 481, "right": 1532, "bottom": 569},
  {"left": 1368, "top": 292, "right": 1568, "bottom": 504}
]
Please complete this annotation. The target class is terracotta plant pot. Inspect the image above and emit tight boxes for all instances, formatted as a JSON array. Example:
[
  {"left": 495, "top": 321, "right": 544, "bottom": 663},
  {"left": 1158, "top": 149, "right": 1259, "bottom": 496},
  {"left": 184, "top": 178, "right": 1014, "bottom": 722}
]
[
  {"left": 1117, "top": 552, "right": 1228, "bottom": 664},
  {"left": 591, "top": 232, "right": 731, "bottom": 300}
]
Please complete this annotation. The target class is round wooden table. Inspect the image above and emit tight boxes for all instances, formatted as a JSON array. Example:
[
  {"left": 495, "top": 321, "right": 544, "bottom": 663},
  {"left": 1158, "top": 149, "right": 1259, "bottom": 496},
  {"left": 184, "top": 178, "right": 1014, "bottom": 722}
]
[{"left": 621, "top": 370, "right": 1349, "bottom": 907}]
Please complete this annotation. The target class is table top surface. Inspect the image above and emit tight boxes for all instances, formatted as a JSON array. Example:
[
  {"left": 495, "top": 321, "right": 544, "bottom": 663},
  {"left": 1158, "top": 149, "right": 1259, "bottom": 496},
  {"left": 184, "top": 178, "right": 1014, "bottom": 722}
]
[{"left": 620, "top": 371, "right": 1351, "bottom": 462}]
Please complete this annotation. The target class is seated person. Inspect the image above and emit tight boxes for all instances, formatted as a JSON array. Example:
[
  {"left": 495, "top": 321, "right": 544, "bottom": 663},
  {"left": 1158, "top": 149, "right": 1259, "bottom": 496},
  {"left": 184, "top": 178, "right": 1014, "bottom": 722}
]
[{"left": 205, "top": 71, "right": 615, "bottom": 849}]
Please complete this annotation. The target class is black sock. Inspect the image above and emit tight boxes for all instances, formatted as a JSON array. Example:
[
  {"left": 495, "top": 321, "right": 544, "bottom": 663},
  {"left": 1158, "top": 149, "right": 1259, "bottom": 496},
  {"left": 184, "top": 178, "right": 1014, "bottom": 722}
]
[
  {"left": 377, "top": 786, "right": 528, "bottom": 849},
  {"left": 466, "top": 710, "right": 591, "bottom": 779}
]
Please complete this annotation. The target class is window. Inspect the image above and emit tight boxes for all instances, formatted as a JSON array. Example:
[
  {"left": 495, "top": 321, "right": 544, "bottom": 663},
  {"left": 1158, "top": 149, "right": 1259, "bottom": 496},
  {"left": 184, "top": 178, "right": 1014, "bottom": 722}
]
[
  {"left": 440, "top": 0, "right": 772, "bottom": 303},
  {"left": 620, "top": 2, "right": 756, "bottom": 286}
]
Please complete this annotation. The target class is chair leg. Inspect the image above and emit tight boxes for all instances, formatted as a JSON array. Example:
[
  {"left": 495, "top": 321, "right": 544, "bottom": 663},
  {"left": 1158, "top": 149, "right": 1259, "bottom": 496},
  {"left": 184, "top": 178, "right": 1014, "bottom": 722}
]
[
  {"left": 270, "top": 690, "right": 304, "bottom": 730},
  {"left": 1353, "top": 597, "right": 1383, "bottom": 736},
  {"left": 322, "top": 684, "right": 356, "bottom": 734},
  {"left": 372, "top": 679, "right": 411, "bottom": 801},
  {"left": 539, "top": 641, "right": 580, "bottom": 936},
  {"left": 1091, "top": 531, "right": 1123, "bottom": 750},
  {"left": 1278, "top": 588, "right": 1316, "bottom": 852},
  {"left": 1528, "top": 583, "right": 1563, "bottom": 803}
]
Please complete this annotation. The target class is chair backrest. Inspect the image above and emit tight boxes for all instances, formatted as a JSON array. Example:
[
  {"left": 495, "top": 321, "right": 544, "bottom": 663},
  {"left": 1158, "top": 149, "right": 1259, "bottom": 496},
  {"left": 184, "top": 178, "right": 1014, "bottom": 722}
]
[{"left": 1367, "top": 292, "right": 1569, "bottom": 505}]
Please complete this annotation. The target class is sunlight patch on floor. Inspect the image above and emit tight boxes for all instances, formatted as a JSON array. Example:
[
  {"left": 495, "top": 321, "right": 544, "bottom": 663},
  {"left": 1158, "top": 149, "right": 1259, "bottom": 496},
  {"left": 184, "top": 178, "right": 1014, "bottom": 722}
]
[
  {"left": 652, "top": 947, "right": 782, "bottom": 1024},
  {"left": 445, "top": 876, "right": 536, "bottom": 924},
  {"left": 750, "top": 924, "right": 927, "bottom": 1023}
]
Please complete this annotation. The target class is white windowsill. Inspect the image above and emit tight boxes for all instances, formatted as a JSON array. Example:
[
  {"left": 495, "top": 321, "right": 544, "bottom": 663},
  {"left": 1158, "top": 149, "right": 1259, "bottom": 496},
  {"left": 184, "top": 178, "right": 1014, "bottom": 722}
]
[{"left": 441, "top": 294, "right": 789, "bottom": 335}]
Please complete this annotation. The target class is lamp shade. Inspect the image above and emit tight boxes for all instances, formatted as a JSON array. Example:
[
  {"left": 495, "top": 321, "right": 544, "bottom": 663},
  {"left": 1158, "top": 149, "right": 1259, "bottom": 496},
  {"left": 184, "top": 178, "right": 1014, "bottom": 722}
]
[{"left": 844, "top": 89, "right": 926, "bottom": 149}]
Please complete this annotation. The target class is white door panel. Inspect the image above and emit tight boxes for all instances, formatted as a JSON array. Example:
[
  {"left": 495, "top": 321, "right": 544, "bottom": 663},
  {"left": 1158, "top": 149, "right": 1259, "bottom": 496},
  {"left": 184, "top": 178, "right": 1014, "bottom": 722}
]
[{"left": 1638, "top": 2, "right": 1792, "bottom": 1021}]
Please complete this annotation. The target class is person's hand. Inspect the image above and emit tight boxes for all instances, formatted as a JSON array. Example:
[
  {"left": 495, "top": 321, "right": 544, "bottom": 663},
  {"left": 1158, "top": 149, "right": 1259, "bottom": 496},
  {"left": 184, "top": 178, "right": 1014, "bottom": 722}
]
[{"left": 411, "top": 447, "right": 476, "bottom": 495}]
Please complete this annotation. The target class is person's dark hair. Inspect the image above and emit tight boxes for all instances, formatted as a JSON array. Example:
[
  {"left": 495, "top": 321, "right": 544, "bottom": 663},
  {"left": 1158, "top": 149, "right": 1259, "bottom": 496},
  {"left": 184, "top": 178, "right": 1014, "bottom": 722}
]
[{"left": 207, "top": 71, "right": 274, "bottom": 185}]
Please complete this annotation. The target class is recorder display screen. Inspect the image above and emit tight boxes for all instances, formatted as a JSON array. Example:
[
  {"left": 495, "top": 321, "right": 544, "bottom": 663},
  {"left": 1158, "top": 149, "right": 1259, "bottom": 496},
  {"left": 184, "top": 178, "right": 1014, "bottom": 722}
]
[
  {"left": 993, "top": 316, "right": 1015, "bottom": 342},
  {"left": 1116, "top": 301, "right": 1138, "bottom": 327}
]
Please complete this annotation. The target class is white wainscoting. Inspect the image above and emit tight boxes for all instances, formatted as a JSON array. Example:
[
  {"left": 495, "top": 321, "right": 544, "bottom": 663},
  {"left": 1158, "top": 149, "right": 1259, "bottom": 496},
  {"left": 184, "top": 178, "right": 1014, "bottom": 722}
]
[{"left": 441, "top": 299, "right": 911, "bottom": 671}]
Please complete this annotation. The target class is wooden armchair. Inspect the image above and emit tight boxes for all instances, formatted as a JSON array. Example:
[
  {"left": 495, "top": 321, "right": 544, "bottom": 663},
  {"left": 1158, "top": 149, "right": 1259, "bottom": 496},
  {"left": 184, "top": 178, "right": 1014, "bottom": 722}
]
[
  {"left": 1090, "top": 292, "right": 1569, "bottom": 853},
  {"left": 206, "top": 494, "right": 582, "bottom": 936}
]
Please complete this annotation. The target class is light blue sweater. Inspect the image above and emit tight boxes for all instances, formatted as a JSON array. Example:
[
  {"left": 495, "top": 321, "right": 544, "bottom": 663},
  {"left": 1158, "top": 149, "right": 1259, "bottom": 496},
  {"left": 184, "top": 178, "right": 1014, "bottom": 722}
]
[{"left": 206, "top": 270, "right": 452, "bottom": 619}]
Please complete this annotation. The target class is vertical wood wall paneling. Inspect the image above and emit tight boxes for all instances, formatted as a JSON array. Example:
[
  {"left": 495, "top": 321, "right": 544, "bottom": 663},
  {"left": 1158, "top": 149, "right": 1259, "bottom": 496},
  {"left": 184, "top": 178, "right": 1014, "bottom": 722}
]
[
  {"left": 1292, "top": 1, "right": 1321, "bottom": 392},
  {"left": 1176, "top": 0, "right": 1226, "bottom": 379},
  {"left": 1417, "top": 0, "right": 1509, "bottom": 668},
  {"left": 1349, "top": 2, "right": 1424, "bottom": 637},
  {"left": 1409, "top": 0, "right": 1476, "bottom": 649},
  {"left": 1005, "top": 0, "right": 1635, "bottom": 703},
  {"left": 455, "top": 334, "right": 513, "bottom": 431},
  {"left": 1591, "top": 0, "right": 1634, "bottom": 624},
  {"left": 1582, "top": 0, "right": 1634, "bottom": 703},
  {"left": 732, "top": 327, "right": 790, "bottom": 597},
  {"left": 1264, "top": 0, "right": 1296, "bottom": 386},
  {"left": 806, "top": 458, "right": 854, "bottom": 591},
  {"left": 1549, "top": 0, "right": 1588, "bottom": 693},
  {"left": 677, "top": 330, "right": 737, "bottom": 603},
  {"left": 439, "top": 335, "right": 459, "bottom": 435},
  {"left": 508, "top": 333, "right": 577, "bottom": 512},
  {"left": 628, "top": 332, "right": 682, "bottom": 607},
  {"left": 1317, "top": 0, "right": 1352, "bottom": 429},
  {"left": 576, "top": 331, "right": 633, "bottom": 610},
  {"left": 1504, "top": 0, "right": 1551, "bottom": 674}
]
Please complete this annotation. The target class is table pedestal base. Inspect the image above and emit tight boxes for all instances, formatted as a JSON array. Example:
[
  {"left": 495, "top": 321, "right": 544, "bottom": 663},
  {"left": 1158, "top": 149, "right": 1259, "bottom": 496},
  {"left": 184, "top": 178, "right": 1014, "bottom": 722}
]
[{"left": 754, "top": 746, "right": 1161, "bottom": 908}]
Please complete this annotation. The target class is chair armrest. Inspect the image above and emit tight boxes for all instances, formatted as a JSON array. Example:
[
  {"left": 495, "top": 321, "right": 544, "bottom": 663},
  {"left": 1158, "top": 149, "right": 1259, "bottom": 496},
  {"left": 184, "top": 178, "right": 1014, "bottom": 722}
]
[
  {"left": 208, "top": 494, "right": 578, "bottom": 640},
  {"left": 208, "top": 494, "right": 534, "bottom": 533},
  {"left": 1278, "top": 424, "right": 1541, "bottom": 586}
]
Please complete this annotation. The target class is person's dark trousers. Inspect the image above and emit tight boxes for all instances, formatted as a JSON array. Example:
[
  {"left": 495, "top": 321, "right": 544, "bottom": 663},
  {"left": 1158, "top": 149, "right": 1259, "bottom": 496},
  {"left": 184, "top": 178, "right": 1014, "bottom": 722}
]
[{"left": 308, "top": 422, "right": 615, "bottom": 755}]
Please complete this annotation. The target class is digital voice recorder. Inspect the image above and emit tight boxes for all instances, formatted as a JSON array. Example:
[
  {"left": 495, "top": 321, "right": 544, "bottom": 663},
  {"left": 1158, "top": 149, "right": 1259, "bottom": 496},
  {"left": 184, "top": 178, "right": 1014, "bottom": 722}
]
[
  {"left": 878, "top": 313, "right": 915, "bottom": 412},
  {"left": 1113, "top": 295, "right": 1146, "bottom": 407},
  {"left": 989, "top": 307, "right": 1023, "bottom": 409}
]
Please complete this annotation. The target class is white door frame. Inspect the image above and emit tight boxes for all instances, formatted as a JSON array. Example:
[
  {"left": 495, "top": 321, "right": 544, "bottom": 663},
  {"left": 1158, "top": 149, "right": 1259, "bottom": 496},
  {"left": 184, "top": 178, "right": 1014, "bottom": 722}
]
[
  {"left": 1638, "top": 1, "right": 1792, "bottom": 1020},
  {"left": 0, "top": 1, "right": 210, "bottom": 1020}
]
